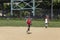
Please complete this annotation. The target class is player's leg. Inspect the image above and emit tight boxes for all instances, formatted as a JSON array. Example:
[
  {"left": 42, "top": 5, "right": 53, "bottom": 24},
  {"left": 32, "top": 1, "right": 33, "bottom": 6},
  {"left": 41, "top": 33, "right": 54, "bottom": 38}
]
[
  {"left": 27, "top": 24, "right": 32, "bottom": 34},
  {"left": 27, "top": 24, "right": 30, "bottom": 32},
  {"left": 27, "top": 25, "right": 30, "bottom": 31},
  {"left": 45, "top": 23, "right": 48, "bottom": 28}
]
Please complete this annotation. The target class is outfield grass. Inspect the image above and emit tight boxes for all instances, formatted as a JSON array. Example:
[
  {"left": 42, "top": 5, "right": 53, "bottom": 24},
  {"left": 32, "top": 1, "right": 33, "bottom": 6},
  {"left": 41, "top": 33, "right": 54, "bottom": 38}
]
[{"left": 0, "top": 19, "right": 60, "bottom": 27}]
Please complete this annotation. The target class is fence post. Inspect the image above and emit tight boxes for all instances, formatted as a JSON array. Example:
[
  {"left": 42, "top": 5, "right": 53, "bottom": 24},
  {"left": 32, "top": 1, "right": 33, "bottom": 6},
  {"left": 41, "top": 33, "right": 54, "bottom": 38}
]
[{"left": 51, "top": 0, "right": 53, "bottom": 19}]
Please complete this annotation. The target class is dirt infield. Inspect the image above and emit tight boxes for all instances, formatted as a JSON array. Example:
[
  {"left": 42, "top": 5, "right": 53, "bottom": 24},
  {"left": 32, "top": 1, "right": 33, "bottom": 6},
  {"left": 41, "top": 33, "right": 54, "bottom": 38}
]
[{"left": 0, "top": 27, "right": 60, "bottom": 40}]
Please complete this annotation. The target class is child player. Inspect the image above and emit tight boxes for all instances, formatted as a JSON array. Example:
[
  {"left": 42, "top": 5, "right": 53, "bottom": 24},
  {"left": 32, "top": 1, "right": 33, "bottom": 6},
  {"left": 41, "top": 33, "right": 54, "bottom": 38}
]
[
  {"left": 26, "top": 16, "right": 32, "bottom": 33},
  {"left": 45, "top": 15, "right": 49, "bottom": 28}
]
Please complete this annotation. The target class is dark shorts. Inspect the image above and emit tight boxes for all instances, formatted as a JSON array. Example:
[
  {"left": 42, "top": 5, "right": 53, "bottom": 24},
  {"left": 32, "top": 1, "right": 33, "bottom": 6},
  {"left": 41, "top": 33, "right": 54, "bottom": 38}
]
[
  {"left": 28, "top": 24, "right": 30, "bottom": 27},
  {"left": 45, "top": 23, "right": 48, "bottom": 26}
]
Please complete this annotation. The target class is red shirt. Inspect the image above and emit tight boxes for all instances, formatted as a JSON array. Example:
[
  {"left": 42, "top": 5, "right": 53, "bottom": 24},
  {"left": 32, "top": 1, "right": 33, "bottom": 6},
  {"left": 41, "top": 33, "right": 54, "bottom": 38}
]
[{"left": 27, "top": 18, "right": 31, "bottom": 25}]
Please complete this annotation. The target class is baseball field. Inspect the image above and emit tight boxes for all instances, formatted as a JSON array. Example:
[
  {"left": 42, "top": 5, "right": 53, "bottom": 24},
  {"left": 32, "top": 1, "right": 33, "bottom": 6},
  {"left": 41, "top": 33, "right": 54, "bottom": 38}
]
[
  {"left": 0, "top": 27, "right": 60, "bottom": 40},
  {"left": 0, "top": 19, "right": 60, "bottom": 40}
]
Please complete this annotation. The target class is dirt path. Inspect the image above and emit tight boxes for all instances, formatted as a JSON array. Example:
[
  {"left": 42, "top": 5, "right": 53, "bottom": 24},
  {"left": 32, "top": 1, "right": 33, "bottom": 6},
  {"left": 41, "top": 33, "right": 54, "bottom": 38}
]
[{"left": 0, "top": 27, "right": 60, "bottom": 40}]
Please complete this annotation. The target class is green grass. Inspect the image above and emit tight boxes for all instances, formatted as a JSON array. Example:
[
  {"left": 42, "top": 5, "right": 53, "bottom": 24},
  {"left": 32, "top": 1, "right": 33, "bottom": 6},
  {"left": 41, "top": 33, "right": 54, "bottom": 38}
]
[
  {"left": 0, "top": 19, "right": 60, "bottom": 27},
  {"left": 0, "top": 20, "right": 26, "bottom": 27}
]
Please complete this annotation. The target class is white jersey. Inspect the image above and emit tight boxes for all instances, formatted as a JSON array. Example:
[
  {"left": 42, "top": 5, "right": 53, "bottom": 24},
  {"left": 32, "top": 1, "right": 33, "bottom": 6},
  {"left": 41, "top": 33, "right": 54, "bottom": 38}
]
[{"left": 45, "top": 18, "right": 48, "bottom": 23}]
